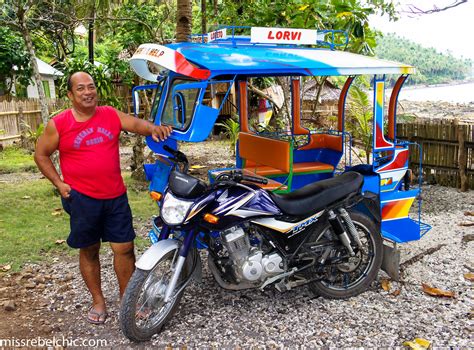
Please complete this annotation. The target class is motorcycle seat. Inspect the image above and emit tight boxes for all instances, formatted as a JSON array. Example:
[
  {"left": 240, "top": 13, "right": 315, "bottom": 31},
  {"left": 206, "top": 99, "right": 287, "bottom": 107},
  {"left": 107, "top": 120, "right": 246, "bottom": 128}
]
[{"left": 268, "top": 171, "right": 363, "bottom": 216}]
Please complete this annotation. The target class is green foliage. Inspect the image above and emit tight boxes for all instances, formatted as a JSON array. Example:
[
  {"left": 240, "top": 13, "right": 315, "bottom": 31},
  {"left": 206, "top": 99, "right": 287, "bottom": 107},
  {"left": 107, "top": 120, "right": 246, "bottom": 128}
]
[
  {"left": 1, "top": 0, "right": 78, "bottom": 62},
  {"left": 253, "top": 77, "right": 275, "bottom": 89},
  {"left": 0, "top": 27, "right": 32, "bottom": 93},
  {"left": 0, "top": 147, "right": 37, "bottom": 174},
  {"left": 376, "top": 33, "right": 473, "bottom": 86},
  {"left": 99, "top": 41, "right": 135, "bottom": 86},
  {"left": 208, "top": 0, "right": 397, "bottom": 55},
  {"left": 0, "top": 175, "right": 155, "bottom": 270},
  {"left": 20, "top": 122, "right": 45, "bottom": 151},
  {"left": 216, "top": 117, "right": 240, "bottom": 155},
  {"left": 108, "top": 2, "right": 176, "bottom": 47},
  {"left": 57, "top": 58, "right": 123, "bottom": 109}
]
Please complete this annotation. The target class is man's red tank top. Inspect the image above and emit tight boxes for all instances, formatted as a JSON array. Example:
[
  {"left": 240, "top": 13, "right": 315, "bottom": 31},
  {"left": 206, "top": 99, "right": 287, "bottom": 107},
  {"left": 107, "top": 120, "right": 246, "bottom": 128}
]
[{"left": 53, "top": 106, "right": 126, "bottom": 199}]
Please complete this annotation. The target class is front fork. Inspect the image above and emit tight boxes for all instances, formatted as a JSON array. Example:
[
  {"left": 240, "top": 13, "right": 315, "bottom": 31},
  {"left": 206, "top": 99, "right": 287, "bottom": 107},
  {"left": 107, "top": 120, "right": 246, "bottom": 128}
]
[
  {"left": 328, "top": 209, "right": 362, "bottom": 256},
  {"left": 162, "top": 228, "right": 196, "bottom": 302}
]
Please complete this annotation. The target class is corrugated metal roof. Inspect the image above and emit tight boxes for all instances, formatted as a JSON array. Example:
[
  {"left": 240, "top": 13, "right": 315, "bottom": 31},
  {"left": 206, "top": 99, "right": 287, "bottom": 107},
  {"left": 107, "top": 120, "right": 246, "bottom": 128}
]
[{"left": 36, "top": 58, "right": 63, "bottom": 77}]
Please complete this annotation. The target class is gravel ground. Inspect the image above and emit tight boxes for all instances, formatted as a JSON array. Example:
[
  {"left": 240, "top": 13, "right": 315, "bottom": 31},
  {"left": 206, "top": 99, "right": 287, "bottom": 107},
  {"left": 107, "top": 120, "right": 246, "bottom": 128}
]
[{"left": 1, "top": 184, "right": 472, "bottom": 348}]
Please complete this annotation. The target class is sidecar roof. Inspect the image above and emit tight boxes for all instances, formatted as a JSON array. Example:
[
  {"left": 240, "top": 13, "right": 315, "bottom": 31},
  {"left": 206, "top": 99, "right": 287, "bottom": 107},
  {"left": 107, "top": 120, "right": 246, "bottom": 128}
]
[{"left": 130, "top": 38, "right": 415, "bottom": 81}]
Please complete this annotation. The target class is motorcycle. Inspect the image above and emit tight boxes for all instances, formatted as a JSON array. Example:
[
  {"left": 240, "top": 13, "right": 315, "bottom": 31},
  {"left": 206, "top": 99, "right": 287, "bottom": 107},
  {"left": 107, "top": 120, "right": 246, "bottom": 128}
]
[{"left": 119, "top": 146, "right": 383, "bottom": 342}]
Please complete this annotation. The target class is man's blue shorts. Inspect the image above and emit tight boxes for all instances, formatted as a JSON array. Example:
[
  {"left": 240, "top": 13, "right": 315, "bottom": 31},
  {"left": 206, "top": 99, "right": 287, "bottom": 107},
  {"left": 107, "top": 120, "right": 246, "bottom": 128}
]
[{"left": 61, "top": 189, "right": 136, "bottom": 249}]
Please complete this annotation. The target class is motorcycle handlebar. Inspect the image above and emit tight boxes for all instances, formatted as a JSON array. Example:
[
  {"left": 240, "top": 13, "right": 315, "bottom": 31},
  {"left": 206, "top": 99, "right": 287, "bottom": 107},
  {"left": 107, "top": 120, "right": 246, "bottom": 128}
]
[
  {"left": 241, "top": 174, "right": 268, "bottom": 185},
  {"left": 163, "top": 145, "right": 188, "bottom": 164},
  {"left": 215, "top": 170, "right": 268, "bottom": 185}
]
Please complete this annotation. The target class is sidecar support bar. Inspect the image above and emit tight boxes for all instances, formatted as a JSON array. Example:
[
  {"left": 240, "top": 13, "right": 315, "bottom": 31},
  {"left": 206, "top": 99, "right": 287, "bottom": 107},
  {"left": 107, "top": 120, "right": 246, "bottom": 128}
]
[{"left": 381, "top": 242, "right": 401, "bottom": 281}]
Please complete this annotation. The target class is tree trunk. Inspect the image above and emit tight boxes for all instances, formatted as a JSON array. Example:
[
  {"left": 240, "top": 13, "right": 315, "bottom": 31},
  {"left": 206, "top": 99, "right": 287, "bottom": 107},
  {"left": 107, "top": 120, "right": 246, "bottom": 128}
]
[
  {"left": 201, "top": 0, "right": 207, "bottom": 34},
  {"left": 130, "top": 135, "right": 146, "bottom": 182},
  {"left": 131, "top": 88, "right": 151, "bottom": 182},
  {"left": 88, "top": 4, "right": 96, "bottom": 63},
  {"left": 306, "top": 76, "right": 327, "bottom": 127},
  {"left": 276, "top": 77, "right": 293, "bottom": 132},
  {"left": 176, "top": 0, "right": 192, "bottom": 42},
  {"left": 88, "top": 19, "right": 94, "bottom": 63},
  {"left": 21, "top": 25, "right": 49, "bottom": 126},
  {"left": 458, "top": 124, "right": 468, "bottom": 191},
  {"left": 20, "top": 17, "right": 60, "bottom": 174}
]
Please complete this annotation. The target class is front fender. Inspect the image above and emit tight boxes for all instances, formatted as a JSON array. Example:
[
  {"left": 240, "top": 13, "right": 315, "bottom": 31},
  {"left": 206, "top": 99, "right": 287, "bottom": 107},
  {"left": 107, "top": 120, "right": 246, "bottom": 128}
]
[{"left": 135, "top": 239, "right": 181, "bottom": 271}]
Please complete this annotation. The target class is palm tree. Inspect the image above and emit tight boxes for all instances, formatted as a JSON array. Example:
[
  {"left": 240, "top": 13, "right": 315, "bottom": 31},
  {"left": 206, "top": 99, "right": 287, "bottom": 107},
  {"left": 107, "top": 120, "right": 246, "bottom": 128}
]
[{"left": 176, "top": 0, "right": 192, "bottom": 42}]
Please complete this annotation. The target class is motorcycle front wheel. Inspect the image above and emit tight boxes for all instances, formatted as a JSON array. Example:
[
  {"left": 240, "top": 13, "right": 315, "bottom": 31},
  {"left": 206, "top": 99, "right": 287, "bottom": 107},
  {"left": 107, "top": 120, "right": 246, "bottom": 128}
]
[
  {"left": 120, "top": 248, "right": 191, "bottom": 342},
  {"left": 306, "top": 211, "right": 383, "bottom": 299}
]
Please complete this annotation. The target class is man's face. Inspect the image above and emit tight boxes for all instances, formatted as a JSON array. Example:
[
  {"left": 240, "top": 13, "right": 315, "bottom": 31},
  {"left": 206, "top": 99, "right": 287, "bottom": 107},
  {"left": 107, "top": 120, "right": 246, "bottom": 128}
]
[{"left": 67, "top": 73, "right": 98, "bottom": 110}]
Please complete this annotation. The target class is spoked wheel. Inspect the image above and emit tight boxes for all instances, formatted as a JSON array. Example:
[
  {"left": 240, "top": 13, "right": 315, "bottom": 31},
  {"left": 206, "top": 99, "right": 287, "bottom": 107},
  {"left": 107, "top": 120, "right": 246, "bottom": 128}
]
[
  {"left": 306, "top": 211, "right": 382, "bottom": 299},
  {"left": 120, "top": 249, "right": 191, "bottom": 342}
]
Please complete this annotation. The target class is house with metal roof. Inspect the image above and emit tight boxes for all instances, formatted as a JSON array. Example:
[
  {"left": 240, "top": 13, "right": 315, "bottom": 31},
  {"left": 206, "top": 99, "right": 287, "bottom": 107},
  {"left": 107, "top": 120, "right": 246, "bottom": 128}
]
[{"left": 11, "top": 58, "right": 63, "bottom": 99}]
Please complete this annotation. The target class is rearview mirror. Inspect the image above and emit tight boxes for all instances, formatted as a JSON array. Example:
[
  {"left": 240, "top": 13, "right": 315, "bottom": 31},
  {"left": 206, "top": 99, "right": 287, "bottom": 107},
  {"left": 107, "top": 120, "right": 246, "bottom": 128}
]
[{"left": 131, "top": 83, "right": 161, "bottom": 117}]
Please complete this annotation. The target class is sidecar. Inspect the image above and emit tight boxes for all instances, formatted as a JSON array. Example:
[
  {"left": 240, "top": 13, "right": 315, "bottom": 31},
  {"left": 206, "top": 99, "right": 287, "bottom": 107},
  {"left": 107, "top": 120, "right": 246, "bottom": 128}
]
[{"left": 129, "top": 26, "right": 431, "bottom": 280}]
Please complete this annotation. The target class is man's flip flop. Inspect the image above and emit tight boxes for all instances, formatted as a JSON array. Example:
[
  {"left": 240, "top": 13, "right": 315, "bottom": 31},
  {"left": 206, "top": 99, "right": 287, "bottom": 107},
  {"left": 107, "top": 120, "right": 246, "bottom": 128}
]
[{"left": 87, "top": 306, "right": 108, "bottom": 325}]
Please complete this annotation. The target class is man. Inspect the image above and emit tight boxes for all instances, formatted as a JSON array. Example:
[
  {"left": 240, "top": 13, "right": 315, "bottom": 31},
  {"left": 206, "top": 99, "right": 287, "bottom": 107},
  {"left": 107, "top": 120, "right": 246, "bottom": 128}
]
[{"left": 34, "top": 71, "right": 172, "bottom": 324}]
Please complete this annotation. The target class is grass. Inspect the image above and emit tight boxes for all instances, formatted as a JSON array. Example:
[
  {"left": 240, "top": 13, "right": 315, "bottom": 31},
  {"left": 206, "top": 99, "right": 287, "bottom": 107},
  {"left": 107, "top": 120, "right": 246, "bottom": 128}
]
[
  {"left": 0, "top": 146, "right": 38, "bottom": 174},
  {"left": 0, "top": 173, "right": 158, "bottom": 271}
]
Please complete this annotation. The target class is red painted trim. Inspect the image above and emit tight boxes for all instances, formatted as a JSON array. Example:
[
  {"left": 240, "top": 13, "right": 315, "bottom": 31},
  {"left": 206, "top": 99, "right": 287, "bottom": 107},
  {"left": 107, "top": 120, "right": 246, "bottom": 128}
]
[
  {"left": 338, "top": 77, "right": 354, "bottom": 132},
  {"left": 388, "top": 76, "right": 407, "bottom": 139},
  {"left": 239, "top": 80, "right": 250, "bottom": 133},
  {"left": 174, "top": 51, "right": 210, "bottom": 80},
  {"left": 378, "top": 149, "right": 409, "bottom": 172},
  {"left": 376, "top": 124, "right": 394, "bottom": 149},
  {"left": 292, "top": 78, "right": 308, "bottom": 134}
]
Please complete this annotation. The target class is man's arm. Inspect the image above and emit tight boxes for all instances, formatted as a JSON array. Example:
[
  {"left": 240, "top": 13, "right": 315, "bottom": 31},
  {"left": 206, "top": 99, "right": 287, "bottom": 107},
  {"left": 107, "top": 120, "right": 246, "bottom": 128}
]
[
  {"left": 116, "top": 110, "right": 172, "bottom": 141},
  {"left": 34, "top": 120, "right": 71, "bottom": 198}
]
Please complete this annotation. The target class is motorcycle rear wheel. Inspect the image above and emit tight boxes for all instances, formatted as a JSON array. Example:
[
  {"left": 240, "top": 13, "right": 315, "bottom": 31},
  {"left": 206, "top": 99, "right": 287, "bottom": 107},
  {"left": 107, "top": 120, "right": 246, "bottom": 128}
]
[
  {"left": 120, "top": 249, "right": 189, "bottom": 342},
  {"left": 306, "top": 211, "right": 382, "bottom": 299}
]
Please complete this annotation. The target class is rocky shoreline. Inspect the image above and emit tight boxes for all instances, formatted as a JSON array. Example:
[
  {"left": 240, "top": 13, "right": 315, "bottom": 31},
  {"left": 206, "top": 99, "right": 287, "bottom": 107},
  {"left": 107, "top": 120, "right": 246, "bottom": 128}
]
[{"left": 397, "top": 100, "right": 474, "bottom": 122}]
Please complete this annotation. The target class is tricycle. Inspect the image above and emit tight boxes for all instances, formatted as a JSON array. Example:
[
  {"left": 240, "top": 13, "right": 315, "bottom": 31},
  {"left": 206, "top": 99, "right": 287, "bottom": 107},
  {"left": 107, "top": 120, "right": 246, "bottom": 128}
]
[{"left": 119, "top": 26, "right": 431, "bottom": 342}]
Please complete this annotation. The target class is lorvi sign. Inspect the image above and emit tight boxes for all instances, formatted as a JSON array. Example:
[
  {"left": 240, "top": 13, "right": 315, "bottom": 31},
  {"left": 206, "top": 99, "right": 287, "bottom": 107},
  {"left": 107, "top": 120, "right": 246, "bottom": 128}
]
[
  {"left": 250, "top": 27, "right": 318, "bottom": 45},
  {"left": 208, "top": 28, "right": 227, "bottom": 42}
]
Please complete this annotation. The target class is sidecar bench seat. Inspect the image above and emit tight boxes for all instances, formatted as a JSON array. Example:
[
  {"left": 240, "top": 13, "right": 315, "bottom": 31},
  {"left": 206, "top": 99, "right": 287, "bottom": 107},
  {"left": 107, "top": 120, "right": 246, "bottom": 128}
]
[
  {"left": 236, "top": 132, "right": 336, "bottom": 192},
  {"left": 244, "top": 161, "right": 334, "bottom": 176},
  {"left": 239, "top": 132, "right": 334, "bottom": 177},
  {"left": 268, "top": 171, "right": 363, "bottom": 216}
]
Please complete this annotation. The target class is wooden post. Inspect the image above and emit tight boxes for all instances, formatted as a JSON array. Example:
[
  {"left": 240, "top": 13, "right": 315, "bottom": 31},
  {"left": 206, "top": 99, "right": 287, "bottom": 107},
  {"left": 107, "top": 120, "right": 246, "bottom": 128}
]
[
  {"left": 458, "top": 123, "right": 468, "bottom": 192},
  {"left": 18, "top": 105, "right": 25, "bottom": 133}
]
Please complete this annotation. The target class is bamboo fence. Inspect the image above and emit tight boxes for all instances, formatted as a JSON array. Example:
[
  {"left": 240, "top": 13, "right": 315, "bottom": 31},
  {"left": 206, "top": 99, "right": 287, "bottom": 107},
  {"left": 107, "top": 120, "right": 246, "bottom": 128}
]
[
  {"left": 397, "top": 119, "right": 473, "bottom": 190},
  {"left": 0, "top": 99, "right": 68, "bottom": 145}
]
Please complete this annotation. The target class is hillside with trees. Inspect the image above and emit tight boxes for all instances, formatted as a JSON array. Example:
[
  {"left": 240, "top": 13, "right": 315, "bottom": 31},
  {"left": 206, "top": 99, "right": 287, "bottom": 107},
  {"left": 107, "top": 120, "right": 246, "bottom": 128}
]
[{"left": 375, "top": 33, "right": 472, "bottom": 86}]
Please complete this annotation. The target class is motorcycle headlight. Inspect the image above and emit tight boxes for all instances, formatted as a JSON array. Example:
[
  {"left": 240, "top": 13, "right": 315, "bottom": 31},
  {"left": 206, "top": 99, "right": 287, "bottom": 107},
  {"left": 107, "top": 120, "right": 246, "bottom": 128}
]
[{"left": 161, "top": 193, "right": 193, "bottom": 225}]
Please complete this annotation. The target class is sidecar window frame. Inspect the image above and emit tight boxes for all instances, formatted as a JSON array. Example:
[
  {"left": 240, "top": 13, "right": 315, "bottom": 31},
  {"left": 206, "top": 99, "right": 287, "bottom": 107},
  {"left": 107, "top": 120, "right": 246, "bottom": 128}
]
[
  {"left": 149, "top": 79, "right": 165, "bottom": 123},
  {"left": 160, "top": 77, "right": 201, "bottom": 131}
]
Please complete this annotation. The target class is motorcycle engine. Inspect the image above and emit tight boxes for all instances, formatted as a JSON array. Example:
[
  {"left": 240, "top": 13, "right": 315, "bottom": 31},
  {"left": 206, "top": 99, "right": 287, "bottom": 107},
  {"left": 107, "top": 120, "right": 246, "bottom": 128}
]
[{"left": 220, "top": 226, "right": 284, "bottom": 282}]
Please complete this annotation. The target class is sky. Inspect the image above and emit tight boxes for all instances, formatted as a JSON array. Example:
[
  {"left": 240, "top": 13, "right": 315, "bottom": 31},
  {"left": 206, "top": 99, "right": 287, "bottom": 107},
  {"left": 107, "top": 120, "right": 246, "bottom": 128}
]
[{"left": 369, "top": 0, "right": 474, "bottom": 61}]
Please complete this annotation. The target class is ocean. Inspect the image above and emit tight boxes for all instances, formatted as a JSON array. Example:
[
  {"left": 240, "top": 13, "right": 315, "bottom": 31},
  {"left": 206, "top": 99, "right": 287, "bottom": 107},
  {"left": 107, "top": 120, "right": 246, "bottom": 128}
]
[{"left": 397, "top": 82, "right": 474, "bottom": 103}]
